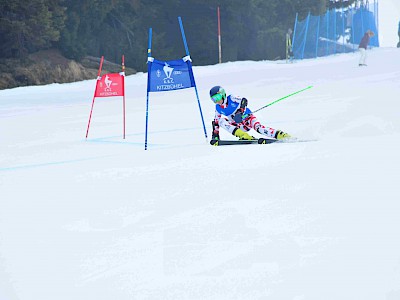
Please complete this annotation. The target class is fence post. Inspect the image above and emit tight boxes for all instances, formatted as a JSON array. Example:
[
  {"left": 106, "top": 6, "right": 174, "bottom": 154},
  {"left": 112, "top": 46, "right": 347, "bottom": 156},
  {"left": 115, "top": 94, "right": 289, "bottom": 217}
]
[
  {"left": 376, "top": 0, "right": 379, "bottom": 44},
  {"left": 315, "top": 16, "right": 320, "bottom": 58},
  {"left": 351, "top": 6, "right": 355, "bottom": 51},
  {"left": 302, "top": 12, "right": 311, "bottom": 59},
  {"left": 342, "top": 5, "right": 345, "bottom": 53},
  {"left": 326, "top": 9, "right": 330, "bottom": 56},
  {"left": 360, "top": 6, "right": 364, "bottom": 36},
  {"left": 333, "top": 8, "right": 337, "bottom": 54},
  {"left": 292, "top": 13, "right": 298, "bottom": 59}
]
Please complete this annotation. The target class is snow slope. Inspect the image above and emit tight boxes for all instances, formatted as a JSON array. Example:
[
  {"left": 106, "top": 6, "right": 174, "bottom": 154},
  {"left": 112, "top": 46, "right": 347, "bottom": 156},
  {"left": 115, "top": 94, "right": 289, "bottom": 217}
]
[
  {"left": 1, "top": 48, "right": 400, "bottom": 300},
  {"left": 379, "top": 0, "right": 400, "bottom": 47}
]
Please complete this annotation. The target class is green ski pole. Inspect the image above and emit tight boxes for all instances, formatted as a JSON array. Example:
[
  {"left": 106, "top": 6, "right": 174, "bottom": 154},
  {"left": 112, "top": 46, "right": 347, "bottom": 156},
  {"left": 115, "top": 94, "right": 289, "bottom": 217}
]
[{"left": 242, "top": 86, "right": 313, "bottom": 119}]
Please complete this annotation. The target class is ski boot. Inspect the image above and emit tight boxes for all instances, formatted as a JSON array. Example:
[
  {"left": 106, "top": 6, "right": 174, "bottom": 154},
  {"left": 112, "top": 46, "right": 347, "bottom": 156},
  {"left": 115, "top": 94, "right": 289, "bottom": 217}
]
[{"left": 275, "top": 130, "right": 292, "bottom": 140}]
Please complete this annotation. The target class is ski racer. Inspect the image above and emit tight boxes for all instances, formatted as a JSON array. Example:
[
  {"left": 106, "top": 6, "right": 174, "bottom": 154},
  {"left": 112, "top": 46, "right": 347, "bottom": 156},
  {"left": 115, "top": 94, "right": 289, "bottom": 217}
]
[{"left": 209, "top": 86, "right": 292, "bottom": 141}]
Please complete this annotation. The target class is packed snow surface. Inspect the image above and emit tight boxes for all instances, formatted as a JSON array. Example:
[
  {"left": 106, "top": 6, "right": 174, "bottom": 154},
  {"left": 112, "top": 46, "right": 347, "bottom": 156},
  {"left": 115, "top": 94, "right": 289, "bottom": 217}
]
[{"left": 1, "top": 47, "right": 400, "bottom": 300}]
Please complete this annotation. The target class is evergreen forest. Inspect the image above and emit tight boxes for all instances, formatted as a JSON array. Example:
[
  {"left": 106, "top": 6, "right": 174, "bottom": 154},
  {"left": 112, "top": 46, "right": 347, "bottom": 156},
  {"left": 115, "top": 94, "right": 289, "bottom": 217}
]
[{"left": 0, "top": 0, "right": 358, "bottom": 74}]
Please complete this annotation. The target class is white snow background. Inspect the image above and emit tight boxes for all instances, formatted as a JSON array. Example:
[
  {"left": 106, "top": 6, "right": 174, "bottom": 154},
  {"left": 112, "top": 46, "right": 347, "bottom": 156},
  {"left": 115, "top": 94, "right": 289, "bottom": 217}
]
[{"left": 1, "top": 47, "right": 400, "bottom": 300}]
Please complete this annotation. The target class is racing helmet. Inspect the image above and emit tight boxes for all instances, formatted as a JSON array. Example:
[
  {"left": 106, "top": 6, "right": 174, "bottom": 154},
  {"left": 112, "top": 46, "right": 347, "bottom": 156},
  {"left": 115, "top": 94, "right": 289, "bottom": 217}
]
[{"left": 209, "top": 86, "right": 226, "bottom": 103}]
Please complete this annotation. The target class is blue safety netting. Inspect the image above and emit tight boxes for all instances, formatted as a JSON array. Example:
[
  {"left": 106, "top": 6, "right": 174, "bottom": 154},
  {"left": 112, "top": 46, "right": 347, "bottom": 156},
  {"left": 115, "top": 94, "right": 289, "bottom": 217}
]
[{"left": 292, "top": 1, "right": 379, "bottom": 60}]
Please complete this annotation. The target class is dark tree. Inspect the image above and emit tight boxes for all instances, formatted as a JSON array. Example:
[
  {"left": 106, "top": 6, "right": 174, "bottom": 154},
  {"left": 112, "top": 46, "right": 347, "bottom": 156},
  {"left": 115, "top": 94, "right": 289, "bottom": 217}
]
[{"left": 0, "top": 0, "right": 66, "bottom": 58}]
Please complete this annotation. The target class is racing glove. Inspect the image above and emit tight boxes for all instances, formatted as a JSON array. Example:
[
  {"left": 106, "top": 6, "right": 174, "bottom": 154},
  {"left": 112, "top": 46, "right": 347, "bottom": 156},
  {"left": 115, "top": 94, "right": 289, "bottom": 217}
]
[{"left": 233, "top": 98, "right": 248, "bottom": 123}]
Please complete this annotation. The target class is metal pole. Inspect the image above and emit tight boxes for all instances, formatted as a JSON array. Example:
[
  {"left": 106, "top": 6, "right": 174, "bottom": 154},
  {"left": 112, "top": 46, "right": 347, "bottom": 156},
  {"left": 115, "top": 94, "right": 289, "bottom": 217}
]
[
  {"left": 122, "top": 55, "right": 125, "bottom": 139},
  {"left": 342, "top": 5, "right": 345, "bottom": 53},
  {"left": 145, "top": 28, "right": 152, "bottom": 150},
  {"left": 241, "top": 86, "right": 313, "bottom": 119},
  {"left": 292, "top": 13, "right": 298, "bottom": 60},
  {"left": 217, "top": 6, "right": 222, "bottom": 64},
  {"left": 326, "top": 9, "right": 330, "bottom": 56},
  {"left": 302, "top": 12, "right": 311, "bottom": 59},
  {"left": 178, "top": 17, "right": 208, "bottom": 140},
  {"left": 351, "top": 5, "right": 355, "bottom": 51},
  {"left": 86, "top": 56, "right": 104, "bottom": 139},
  {"left": 334, "top": 8, "right": 337, "bottom": 54},
  {"left": 316, "top": 16, "right": 320, "bottom": 58}
]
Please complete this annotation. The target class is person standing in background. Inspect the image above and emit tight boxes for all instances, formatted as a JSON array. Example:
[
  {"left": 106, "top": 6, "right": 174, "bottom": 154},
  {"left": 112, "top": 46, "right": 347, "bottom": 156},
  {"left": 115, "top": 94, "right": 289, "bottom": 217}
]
[
  {"left": 286, "top": 28, "right": 293, "bottom": 63},
  {"left": 397, "top": 21, "right": 400, "bottom": 48},
  {"left": 358, "top": 30, "right": 374, "bottom": 66}
]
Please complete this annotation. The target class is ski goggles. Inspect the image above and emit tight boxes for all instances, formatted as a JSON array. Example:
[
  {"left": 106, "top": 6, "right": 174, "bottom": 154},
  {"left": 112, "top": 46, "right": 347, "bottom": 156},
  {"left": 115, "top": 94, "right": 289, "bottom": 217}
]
[{"left": 211, "top": 93, "right": 224, "bottom": 103}]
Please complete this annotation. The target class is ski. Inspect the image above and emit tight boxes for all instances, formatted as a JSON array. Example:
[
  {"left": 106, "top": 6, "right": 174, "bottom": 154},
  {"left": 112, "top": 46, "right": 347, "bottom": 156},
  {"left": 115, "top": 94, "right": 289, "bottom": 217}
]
[
  {"left": 210, "top": 137, "right": 316, "bottom": 146},
  {"left": 210, "top": 138, "right": 278, "bottom": 146}
]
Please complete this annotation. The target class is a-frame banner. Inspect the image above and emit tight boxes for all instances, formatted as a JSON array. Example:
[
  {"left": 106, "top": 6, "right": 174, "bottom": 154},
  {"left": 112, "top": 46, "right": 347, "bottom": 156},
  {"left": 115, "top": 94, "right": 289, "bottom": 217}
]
[
  {"left": 86, "top": 55, "right": 126, "bottom": 139},
  {"left": 147, "top": 56, "right": 195, "bottom": 92},
  {"left": 95, "top": 73, "right": 125, "bottom": 97},
  {"left": 144, "top": 17, "right": 208, "bottom": 150}
]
